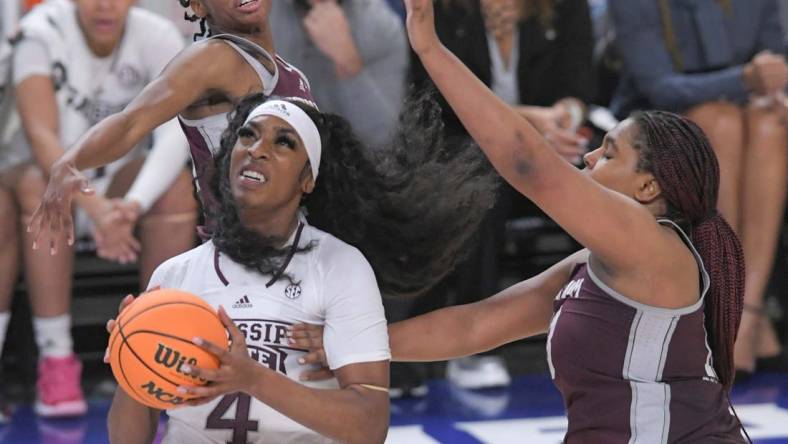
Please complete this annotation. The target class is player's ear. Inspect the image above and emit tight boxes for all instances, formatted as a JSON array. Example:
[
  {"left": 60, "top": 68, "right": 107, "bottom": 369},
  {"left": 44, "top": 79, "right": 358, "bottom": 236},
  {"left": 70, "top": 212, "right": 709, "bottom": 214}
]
[
  {"left": 300, "top": 163, "right": 315, "bottom": 194},
  {"left": 189, "top": 0, "right": 209, "bottom": 19}
]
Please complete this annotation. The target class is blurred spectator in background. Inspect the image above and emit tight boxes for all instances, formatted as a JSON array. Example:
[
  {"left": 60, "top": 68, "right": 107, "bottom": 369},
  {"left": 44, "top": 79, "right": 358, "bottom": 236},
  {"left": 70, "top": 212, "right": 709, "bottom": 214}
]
[
  {"left": 386, "top": 0, "right": 406, "bottom": 19},
  {"left": 0, "top": 0, "right": 195, "bottom": 418},
  {"left": 610, "top": 0, "right": 787, "bottom": 380},
  {"left": 269, "top": 0, "right": 408, "bottom": 147},
  {"left": 406, "top": 0, "right": 594, "bottom": 393}
]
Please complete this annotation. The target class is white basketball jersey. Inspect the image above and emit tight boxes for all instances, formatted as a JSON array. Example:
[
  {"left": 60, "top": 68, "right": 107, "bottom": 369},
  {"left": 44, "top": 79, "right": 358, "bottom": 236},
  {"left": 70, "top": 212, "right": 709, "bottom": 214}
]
[
  {"left": 4, "top": 0, "right": 185, "bottom": 177},
  {"left": 146, "top": 223, "right": 390, "bottom": 444}
]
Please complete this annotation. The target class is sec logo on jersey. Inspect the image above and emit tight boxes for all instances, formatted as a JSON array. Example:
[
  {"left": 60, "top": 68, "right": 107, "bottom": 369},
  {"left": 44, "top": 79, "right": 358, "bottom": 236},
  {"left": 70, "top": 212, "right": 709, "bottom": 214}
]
[{"left": 285, "top": 284, "right": 301, "bottom": 300}]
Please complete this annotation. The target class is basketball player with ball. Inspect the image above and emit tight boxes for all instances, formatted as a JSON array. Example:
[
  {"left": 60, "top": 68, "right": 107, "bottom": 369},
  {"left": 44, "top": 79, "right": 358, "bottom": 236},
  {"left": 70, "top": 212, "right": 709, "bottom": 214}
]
[{"left": 105, "top": 92, "right": 497, "bottom": 444}]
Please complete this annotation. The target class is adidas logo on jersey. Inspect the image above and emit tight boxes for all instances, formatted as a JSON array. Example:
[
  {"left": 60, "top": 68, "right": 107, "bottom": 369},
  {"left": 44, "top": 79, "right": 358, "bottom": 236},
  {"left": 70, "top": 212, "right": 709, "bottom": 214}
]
[{"left": 233, "top": 295, "right": 253, "bottom": 309}]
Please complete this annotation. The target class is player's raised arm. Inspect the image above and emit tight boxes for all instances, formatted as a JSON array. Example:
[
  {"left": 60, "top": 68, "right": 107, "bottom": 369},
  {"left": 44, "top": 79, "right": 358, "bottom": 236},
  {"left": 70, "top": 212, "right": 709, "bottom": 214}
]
[
  {"left": 28, "top": 43, "right": 227, "bottom": 248},
  {"left": 403, "top": 0, "right": 668, "bottom": 273}
]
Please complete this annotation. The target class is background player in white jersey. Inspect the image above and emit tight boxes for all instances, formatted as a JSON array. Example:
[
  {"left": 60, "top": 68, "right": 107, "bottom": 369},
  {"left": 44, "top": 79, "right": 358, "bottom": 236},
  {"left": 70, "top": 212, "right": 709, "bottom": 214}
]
[
  {"left": 106, "top": 92, "right": 499, "bottom": 443},
  {"left": 0, "top": 0, "right": 195, "bottom": 417},
  {"left": 27, "top": 0, "right": 316, "bottom": 248}
]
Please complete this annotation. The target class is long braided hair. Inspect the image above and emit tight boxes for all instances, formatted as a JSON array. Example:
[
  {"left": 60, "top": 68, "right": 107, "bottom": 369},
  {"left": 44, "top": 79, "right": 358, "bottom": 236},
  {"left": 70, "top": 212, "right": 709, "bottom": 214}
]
[
  {"left": 633, "top": 111, "right": 744, "bottom": 390},
  {"left": 210, "top": 92, "right": 498, "bottom": 298}
]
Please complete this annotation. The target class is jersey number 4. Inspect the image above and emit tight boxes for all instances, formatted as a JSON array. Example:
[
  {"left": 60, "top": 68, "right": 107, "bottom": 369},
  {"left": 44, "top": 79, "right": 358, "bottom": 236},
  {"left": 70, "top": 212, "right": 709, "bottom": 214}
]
[{"left": 206, "top": 393, "right": 259, "bottom": 444}]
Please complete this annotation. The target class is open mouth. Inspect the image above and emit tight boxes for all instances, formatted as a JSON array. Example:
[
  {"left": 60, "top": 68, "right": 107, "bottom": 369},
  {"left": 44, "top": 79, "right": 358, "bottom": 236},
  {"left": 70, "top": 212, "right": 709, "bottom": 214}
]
[
  {"left": 238, "top": 0, "right": 260, "bottom": 11},
  {"left": 240, "top": 169, "right": 267, "bottom": 184}
]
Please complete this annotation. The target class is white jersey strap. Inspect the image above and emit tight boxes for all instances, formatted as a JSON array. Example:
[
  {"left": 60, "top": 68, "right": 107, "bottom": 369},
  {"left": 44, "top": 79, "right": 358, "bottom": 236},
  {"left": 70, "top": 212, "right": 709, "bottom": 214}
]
[{"left": 210, "top": 34, "right": 278, "bottom": 97}]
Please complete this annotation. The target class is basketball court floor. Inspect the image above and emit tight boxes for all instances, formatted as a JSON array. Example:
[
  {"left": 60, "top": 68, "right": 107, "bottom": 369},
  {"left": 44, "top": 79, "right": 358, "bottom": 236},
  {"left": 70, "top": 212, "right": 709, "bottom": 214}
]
[{"left": 1, "top": 371, "right": 788, "bottom": 443}]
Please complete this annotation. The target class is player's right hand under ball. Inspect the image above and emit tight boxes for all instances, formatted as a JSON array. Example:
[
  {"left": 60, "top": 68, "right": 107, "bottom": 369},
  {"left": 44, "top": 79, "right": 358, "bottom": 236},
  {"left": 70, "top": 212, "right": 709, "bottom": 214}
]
[
  {"left": 104, "top": 294, "right": 135, "bottom": 363},
  {"left": 103, "top": 288, "right": 158, "bottom": 363}
]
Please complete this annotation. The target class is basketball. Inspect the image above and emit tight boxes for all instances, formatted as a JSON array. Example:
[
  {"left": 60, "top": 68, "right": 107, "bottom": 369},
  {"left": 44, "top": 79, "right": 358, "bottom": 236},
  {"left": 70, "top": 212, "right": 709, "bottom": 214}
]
[{"left": 108, "top": 289, "right": 228, "bottom": 410}]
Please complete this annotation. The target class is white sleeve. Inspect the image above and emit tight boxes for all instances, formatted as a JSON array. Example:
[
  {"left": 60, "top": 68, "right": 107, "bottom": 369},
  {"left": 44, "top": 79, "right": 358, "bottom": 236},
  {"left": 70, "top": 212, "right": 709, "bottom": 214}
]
[
  {"left": 146, "top": 262, "right": 171, "bottom": 291},
  {"left": 146, "top": 254, "right": 187, "bottom": 291},
  {"left": 12, "top": 38, "right": 52, "bottom": 85},
  {"left": 123, "top": 117, "right": 190, "bottom": 213},
  {"left": 321, "top": 245, "right": 390, "bottom": 370}
]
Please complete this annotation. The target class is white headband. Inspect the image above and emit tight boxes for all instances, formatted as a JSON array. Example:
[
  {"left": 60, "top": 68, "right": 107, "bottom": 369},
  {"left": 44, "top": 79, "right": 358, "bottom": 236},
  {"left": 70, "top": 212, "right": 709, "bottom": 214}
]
[{"left": 244, "top": 100, "right": 322, "bottom": 182}]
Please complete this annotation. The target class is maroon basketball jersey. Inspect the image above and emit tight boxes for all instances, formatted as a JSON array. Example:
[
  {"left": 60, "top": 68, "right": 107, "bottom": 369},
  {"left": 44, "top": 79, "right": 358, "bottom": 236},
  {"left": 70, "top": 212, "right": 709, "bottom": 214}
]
[
  {"left": 178, "top": 34, "right": 315, "bottom": 223},
  {"left": 547, "top": 220, "right": 745, "bottom": 443}
]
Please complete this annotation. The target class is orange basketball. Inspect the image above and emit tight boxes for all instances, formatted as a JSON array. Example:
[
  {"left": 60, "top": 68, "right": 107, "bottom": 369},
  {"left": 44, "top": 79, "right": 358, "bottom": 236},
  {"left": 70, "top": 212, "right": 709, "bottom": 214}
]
[{"left": 108, "top": 289, "right": 228, "bottom": 410}]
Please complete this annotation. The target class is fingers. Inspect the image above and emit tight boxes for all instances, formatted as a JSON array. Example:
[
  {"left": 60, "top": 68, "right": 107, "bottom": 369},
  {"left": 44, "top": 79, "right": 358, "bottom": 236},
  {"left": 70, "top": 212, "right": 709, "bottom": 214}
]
[
  {"left": 297, "top": 350, "right": 327, "bottom": 367},
  {"left": 62, "top": 213, "right": 75, "bottom": 247},
  {"left": 49, "top": 212, "right": 63, "bottom": 255},
  {"left": 299, "top": 368, "right": 334, "bottom": 382},
  {"left": 545, "top": 131, "right": 587, "bottom": 163},
  {"left": 177, "top": 384, "right": 221, "bottom": 400},
  {"left": 106, "top": 318, "right": 116, "bottom": 334},
  {"left": 193, "top": 336, "right": 229, "bottom": 360},
  {"left": 118, "top": 294, "right": 135, "bottom": 314},
  {"left": 95, "top": 230, "right": 140, "bottom": 264},
  {"left": 547, "top": 129, "right": 587, "bottom": 148},
  {"left": 182, "top": 363, "right": 219, "bottom": 382},
  {"left": 67, "top": 165, "right": 94, "bottom": 195},
  {"left": 289, "top": 332, "right": 322, "bottom": 350},
  {"left": 29, "top": 205, "right": 45, "bottom": 251},
  {"left": 217, "top": 306, "right": 244, "bottom": 345}
]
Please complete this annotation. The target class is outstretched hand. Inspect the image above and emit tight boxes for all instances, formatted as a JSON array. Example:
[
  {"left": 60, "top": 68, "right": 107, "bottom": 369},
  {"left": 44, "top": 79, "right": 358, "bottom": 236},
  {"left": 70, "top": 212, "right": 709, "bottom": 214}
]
[
  {"left": 404, "top": 0, "right": 439, "bottom": 56},
  {"left": 27, "top": 162, "right": 94, "bottom": 254}
]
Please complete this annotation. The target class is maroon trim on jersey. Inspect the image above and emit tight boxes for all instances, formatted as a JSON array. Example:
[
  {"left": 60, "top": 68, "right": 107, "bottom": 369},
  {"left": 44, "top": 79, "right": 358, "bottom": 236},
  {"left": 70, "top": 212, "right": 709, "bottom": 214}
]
[
  {"left": 212, "top": 222, "right": 305, "bottom": 288},
  {"left": 214, "top": 248, "right": 230, "bottom": 287},
  {"left": 271, "top": 57, "right": 314, "bottom": 104},
  {"left": 265, "top": 222, "right": 305, "bottom": 288},
  {"left": 179, "top": 120, "right": 220, "bottom": 215}
]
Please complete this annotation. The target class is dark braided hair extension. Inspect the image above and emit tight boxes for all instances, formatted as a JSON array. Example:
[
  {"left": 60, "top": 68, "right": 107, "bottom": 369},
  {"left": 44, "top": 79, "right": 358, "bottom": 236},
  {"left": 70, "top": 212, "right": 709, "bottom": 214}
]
[
  {"left": 632, "top": 111, "right": 745, "bottom": 391},
  {"left": 178, "top": 0, "right": 211, "bottom": 41},
  {"left": 210, "top": 91, "right": 498, "bottom": 298}
]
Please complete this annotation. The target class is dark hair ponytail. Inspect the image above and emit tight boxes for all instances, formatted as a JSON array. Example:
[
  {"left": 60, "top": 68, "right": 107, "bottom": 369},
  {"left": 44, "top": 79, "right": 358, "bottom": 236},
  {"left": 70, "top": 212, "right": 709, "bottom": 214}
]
[
  {"left": 304, "top": 91, "right": 498, "bottom": 297},
  {"left": 211, "top": 91, "right": 498, "bottom": 298},
  {"left": 634, "top": 111, "right": 744, "bottom": 390}
]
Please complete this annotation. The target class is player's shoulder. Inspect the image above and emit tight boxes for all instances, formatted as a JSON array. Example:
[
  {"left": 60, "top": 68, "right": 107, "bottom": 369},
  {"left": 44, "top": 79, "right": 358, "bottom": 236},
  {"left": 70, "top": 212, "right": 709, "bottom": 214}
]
[
  {"left": 174, "top": 36, "right": 248, "bottom": 71},
  {"left": 304, "top": 225, "right": 371, "bottom": 273},
  {"left": 155, "top": 242, "right": 214, "bottom": 276}
]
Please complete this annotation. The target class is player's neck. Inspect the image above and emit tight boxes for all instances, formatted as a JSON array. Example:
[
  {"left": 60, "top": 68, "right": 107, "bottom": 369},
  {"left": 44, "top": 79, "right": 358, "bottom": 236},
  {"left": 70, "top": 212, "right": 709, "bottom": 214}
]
[
  {"left": 215, "top": 25, "right": 275, "bottom": 55},
  {"left": 239, "top": 209, "right": 300, "bottom": 245}
]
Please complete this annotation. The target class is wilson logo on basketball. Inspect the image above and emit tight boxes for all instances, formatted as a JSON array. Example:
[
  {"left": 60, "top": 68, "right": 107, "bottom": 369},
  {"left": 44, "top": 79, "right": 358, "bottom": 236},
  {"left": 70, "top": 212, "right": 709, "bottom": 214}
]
[
  {"left": 154, "top": 343, "right": 200, "bottom": 380},
  {"left": 139, "top": 380, "right": 186, "bottom": 406}
]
